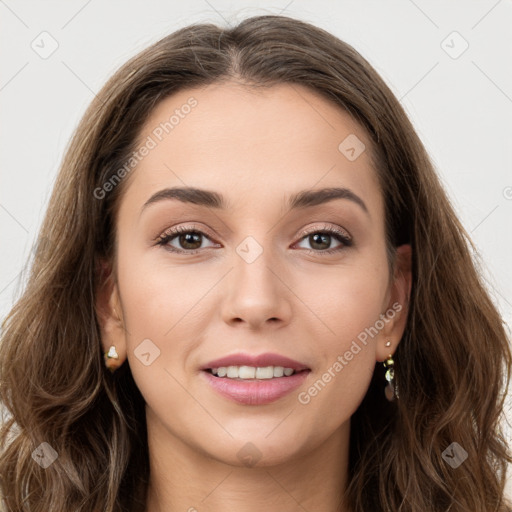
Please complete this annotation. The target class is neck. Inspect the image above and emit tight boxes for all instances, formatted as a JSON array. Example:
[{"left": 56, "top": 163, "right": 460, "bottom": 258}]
[{"left": 144, "top": 407, "right": 352, "bottom": 512}]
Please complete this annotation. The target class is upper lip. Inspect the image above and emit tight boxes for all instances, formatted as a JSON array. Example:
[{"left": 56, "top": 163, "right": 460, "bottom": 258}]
[{"left": 201, "top": 352, "right": 310, "bottom": 372}]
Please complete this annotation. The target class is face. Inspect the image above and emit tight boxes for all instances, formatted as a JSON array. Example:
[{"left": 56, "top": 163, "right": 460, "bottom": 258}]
[{"left": 98, "top": 82, "right": 411, "bottom": 467}]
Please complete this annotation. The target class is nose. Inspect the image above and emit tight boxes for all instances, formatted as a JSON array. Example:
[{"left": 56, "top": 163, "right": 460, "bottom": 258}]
[{"left": 220, "top": 245, "right": 293, "bottom": 330}]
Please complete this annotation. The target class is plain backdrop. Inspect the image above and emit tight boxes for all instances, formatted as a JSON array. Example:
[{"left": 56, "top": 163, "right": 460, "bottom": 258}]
[{"left": 1, "top": 0, "right": 511, "bottom": 500}]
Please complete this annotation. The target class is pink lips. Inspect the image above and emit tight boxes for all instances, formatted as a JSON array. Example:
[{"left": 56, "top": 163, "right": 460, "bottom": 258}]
[
  {"left": 201, "top": 369, "right": 310, "bottom": 405},
  {"left": 199, "top": 352, "right": 311, "bottom": 405}
]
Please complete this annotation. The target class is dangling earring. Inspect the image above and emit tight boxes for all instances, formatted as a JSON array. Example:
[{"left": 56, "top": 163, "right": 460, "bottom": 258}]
[
  {"left": 383, "top": 342, "right": 398, "bottom": 401},
  {"left": 104, "top": 345, "right": 120, "bottom": 373}
]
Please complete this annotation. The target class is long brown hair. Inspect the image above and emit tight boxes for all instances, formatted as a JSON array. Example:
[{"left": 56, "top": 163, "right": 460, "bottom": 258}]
[{"left": 1, "top": 15, "right": 511, "bottom": 512}]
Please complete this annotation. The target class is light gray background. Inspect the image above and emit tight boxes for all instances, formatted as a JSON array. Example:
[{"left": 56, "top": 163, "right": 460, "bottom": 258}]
[{"left": 1, "top": 0, "right": 511, "bottom": 499}]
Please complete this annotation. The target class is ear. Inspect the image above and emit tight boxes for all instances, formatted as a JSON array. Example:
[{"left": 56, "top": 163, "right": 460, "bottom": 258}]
[
  {"left": 95, "top": 259, "right": 127, "bottom": 371},
  {"left": 376, "top": 244, "right": 412, "bottom": 362}
]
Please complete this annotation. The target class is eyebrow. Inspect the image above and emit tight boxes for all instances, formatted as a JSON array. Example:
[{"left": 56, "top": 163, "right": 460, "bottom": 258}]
[{"left": 140, "top": 186, "right": 369, "bottom": 216}]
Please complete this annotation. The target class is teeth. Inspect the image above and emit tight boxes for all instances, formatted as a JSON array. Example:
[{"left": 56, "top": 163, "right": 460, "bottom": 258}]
[{"left": 210, "top": 365, "right": 297, "bottom": 379}]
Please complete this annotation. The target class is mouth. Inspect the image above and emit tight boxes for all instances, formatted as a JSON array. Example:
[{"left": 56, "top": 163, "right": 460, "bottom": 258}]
[{"left": 199, "top": 352, "right": 311, "bottom": 405}]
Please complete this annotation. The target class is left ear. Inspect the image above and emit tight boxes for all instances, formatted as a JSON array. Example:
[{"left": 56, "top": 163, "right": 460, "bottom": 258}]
[
  {"left": 376, "top": 244, "right": 412, "bottom": 362},
  {"left": 95, "top": 258, "right": 128, "bottom": 372}
]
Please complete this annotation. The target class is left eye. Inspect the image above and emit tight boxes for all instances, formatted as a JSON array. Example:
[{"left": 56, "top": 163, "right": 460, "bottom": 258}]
[{"left": 295, "top": 231, "right": 346, "bottom": 252}]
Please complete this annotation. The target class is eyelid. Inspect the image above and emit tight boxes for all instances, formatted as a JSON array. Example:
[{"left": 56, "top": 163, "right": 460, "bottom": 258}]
[
  {"left": 295, "top": 223, "right": 352, "bottom": 244},
  {"left": 154, "top": 223, "right": 217, "bottom": 243}
]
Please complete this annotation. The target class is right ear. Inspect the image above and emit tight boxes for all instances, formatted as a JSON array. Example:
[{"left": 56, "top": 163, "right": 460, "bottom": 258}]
[{"left": 95, "top": 259, "right": 127, "bottom": 371}]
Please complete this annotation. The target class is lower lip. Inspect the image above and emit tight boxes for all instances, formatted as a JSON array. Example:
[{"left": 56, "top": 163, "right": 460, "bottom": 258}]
[{"left": 201, "top": 370, "right": 310, "bottom": 405}]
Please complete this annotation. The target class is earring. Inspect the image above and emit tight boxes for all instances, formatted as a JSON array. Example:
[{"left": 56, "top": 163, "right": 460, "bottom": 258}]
[
  {"left": 383, "top": 351, "right": 399, "bottom": 401},
  {"left": 104, "top": 345, "right": 121, "bottom": 373}
]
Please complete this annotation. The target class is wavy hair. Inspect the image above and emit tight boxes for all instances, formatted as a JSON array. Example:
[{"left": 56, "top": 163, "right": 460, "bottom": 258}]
[{"left": 1, "top": 14, "right": 511, "bottom": 512}]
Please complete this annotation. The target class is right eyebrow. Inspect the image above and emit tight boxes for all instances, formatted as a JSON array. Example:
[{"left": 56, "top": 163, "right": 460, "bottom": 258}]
[{"left": 140, "top": 186, "right": 228, "bottom": 216}]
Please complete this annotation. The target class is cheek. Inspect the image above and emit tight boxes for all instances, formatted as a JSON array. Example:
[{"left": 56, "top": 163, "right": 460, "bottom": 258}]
[
  {"left": 301, "top": 257, "right": 389, "bottom": 346},
  {"left": 114, "top": 252, "right": 209, "bottom": 420},
  {"left": 289, "top": 268, "right": 387, "bottom": 439},
  {"left": 295, "top": 259, "right": 387, "bottom": 398},
  {"left": 116, "top": 242, "right": 210, "bottom": 334},
  {"left": 115, "top": 245, "right": 219, "bottom": 382}
]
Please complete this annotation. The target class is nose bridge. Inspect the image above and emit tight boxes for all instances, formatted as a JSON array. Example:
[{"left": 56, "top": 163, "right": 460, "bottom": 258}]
[
  {"left": 234, "top": 235, "right": 276, "bottom": 293},
  {"left": 221, "top": 233, "right": 292, "bottom": 328}
]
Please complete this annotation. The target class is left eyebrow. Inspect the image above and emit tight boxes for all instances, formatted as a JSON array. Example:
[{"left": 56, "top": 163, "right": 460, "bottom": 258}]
[
  {"left": 140, "top": 186, "right": 369, "bottom": 217},
  {"left": 287, "top": 186, "right": 369, "bottom": 215}
]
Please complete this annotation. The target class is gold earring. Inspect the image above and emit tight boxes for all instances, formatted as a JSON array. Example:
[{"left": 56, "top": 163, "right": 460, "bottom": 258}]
[
  {"left": 104, "top": 345, "right": 121, "bottom": 373},
  {"left": 383, "top": 351, "right": 398, "bottom": 401}
]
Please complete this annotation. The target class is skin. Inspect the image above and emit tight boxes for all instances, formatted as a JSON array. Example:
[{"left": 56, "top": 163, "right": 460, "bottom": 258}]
[{"left": 97, "top": 82, "right": 412, "bottom": 512}]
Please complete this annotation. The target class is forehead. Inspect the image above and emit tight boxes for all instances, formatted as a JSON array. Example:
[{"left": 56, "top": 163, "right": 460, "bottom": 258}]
[{"left": 121, "top": 81, "right": 382, "bottom": 217}]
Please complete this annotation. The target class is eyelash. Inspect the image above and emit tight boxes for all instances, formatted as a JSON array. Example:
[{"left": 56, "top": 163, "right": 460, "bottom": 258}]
[{"left": 155, "top": 223, "right": 353, "bottom": 256}]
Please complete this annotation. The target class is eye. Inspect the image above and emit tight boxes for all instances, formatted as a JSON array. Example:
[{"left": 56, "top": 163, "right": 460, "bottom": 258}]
[
  {"left": 156, "top": 225, "right": 219, "bottom": 254},
  {"left": 294, "top": 224, "right": 352, "bottom": 255}
]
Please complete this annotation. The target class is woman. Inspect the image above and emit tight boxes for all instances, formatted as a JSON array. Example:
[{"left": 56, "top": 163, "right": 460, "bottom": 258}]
[{"left": 1, "top": 14, "right": 511, "bottom": 512}]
